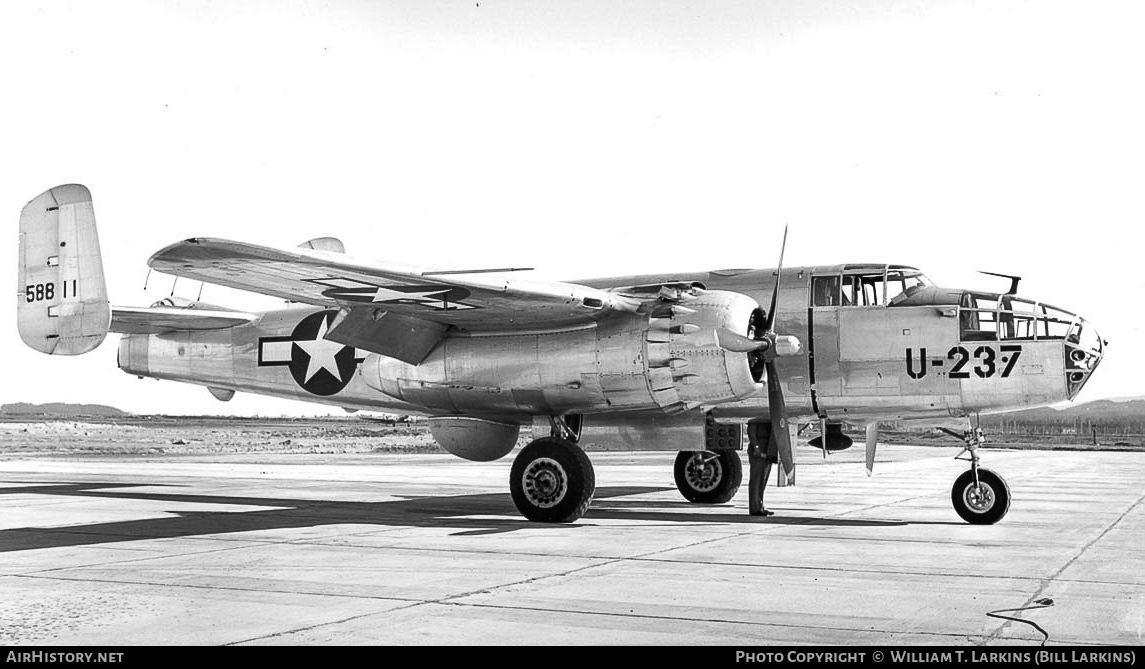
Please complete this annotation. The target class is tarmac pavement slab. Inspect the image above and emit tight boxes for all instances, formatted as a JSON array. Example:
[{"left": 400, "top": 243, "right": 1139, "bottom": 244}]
[{"left": 0, "top": 446, "right": 1141, "bottom": 645}]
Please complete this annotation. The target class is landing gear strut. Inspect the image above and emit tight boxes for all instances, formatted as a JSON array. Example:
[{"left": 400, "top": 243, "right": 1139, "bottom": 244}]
[
  {"left": 509, "top": 417, "right": 595, "bottom": 523},
  {"left": 673, "top": 450, "right": 742, "bottom": 504},
  {"left": 941, "top": 426, "right": 1011, "bottom": 525}
]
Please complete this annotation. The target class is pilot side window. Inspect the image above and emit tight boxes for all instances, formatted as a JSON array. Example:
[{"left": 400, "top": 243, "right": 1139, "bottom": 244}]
[
  {"left": 842, "top": 274, "right": 884, "bottom": 306},
  {"left": 811, "top": 276, "right": 841, "bottom": 306},
  {"left": 885, "top": 270, "right": 928, "bottom": 305}
]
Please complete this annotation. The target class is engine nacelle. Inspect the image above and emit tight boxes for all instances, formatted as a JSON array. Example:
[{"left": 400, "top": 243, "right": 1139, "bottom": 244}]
[
  {"left": 428, "top": 417, "right": 520, "bottom": 461},
  {"left": 361, "top": 290, "right": 765, "bottom": 416}
]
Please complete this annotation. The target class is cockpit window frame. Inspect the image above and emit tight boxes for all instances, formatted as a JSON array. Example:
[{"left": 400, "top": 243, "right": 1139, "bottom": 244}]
[
  {"left": 958, "top": 291, "right": 1095, "bottom": 347},
  {"left": 834, "top": 264, "right": 932, "bottom": 308},
  {"left": 811, "top": 273, "right": 843, "bottom": 307},
  {"left": 840, "top": 266, "right": 887, "bottom": 307}
]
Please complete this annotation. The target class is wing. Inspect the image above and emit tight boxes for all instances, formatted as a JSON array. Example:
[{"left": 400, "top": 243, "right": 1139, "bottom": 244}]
[
  {"left": 148, "top": 238, "right": 642, "bottom": 364},
  {"left": 148, "top": 238, "right": 637, "bottom": 330},
  {"left": 110, "top": 306, "right": 257, "bottom": 334}
]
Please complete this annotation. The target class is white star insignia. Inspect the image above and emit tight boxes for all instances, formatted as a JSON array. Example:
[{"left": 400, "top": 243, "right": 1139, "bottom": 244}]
[
  {"left": 293, "top": 316, "right": 345, "bottom": 383},
  {"left": 370, "top": 286, "right": 449, "bottom": 304}
]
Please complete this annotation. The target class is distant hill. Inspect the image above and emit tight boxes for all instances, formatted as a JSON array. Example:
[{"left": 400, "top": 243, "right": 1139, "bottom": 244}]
[
  {"left": 981, "top": 398, "right": 1145, "bottom": 436},
  {"left": 1, "top": 402, "right": 127, "bottom": 417},
  {"left": 986, "top": 398, "right": 1145, "bottom": 421}
]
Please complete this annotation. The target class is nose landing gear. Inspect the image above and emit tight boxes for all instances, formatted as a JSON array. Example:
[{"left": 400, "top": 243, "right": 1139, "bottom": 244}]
[{"left": 941, "top": 426, "right": 1011, "bottom": 525}]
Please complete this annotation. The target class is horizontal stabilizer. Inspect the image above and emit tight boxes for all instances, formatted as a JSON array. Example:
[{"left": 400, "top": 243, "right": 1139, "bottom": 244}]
[
  {"left": 17, "top": 184, "right": 110, "bottom": 355},
  {"left": 110, "top": 306, "right": 257, "bottom": 334}
]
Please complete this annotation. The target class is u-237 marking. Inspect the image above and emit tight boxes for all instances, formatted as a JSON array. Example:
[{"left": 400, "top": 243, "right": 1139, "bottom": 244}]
[{"left": 906, "top": 345, "right": 1023, "bottom": 380}]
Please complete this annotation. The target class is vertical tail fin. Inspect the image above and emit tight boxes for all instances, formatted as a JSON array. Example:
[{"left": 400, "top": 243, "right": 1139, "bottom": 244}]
[{"left": 17, "top": 184, "right": 110, "bottom": 355}]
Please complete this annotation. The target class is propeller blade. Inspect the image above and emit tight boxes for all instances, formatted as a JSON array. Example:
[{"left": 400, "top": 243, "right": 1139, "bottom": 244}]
[
  {"left": 715, "top": 327, "right": 769, "bottom": 353},
  {"left": 766, "top": 359, "right": 794, "bottom": 478},
  {"left": 864, "top": 422, "right": 879, "bottom": 477},
  {"left": 764, "top": 225, "right": 788, "bottom": 333}
]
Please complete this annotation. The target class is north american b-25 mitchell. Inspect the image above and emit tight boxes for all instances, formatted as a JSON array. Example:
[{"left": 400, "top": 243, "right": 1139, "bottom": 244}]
[{"left": 17, "top": 185, "right": 1105, "bottom": 524}]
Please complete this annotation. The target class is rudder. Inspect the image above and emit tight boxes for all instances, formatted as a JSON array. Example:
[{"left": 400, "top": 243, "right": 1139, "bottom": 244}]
[{"left": 17, "top": 184, "right": 110, "bottom": 355}]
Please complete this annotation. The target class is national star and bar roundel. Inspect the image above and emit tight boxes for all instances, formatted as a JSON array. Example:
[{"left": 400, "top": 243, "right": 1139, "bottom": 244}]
[{"left": 257, "top": 310, "right": 366, "bottom": 396}]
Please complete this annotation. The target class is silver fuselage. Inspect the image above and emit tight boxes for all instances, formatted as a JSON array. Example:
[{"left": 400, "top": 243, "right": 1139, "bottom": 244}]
[{"left": 117, "top": 264, "right": 1103, "bottom": 427}]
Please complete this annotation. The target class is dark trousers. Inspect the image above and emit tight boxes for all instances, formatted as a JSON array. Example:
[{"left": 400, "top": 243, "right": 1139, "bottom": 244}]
[{"left": 747, "top": 421, "right": 778, "bottom": 514}]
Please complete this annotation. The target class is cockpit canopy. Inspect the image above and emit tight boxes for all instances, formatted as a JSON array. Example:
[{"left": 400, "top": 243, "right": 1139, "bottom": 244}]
[
  {"left": 811, "top": 264, "right": 935, "bottom": 308},
  {"left": 810, "top": 264, "right": 1103, "bottom": 354}
]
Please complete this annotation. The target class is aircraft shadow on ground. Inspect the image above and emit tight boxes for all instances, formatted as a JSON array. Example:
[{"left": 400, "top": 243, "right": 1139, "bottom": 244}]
[{"left": 0, "top": 482, "right": 911, "bottom": 552}]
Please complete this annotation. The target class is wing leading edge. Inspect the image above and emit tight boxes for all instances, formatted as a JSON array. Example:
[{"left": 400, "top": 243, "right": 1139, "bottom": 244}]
[{"left": 148, "top": 238, "right": 637, "bottom": 330}]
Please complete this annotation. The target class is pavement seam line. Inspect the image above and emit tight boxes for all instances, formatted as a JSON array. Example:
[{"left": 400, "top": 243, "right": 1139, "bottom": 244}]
[
  {"left": 227, "top": 556, "right": 625, "bottom": 644},
  {"left": 14, "top": 541, "right": 263, "bottom": 574},
  {"left": 984, "top": 487, "right": 1145, "bottom": 644},
  {"left": 443, "top": 599, "right": 1099, "bottom": 644},
  {"left": 12, "top": 572, "right": 425, "bottom": 602}
]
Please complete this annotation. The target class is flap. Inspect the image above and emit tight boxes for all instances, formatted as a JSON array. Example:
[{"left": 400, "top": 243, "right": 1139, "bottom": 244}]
[{"left": 325, "top": 307, "right": 448, "bottom": 365}]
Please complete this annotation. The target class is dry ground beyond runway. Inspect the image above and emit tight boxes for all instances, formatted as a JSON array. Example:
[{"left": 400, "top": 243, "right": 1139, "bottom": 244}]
[{"left": 0, "top": 441, "right": 1142, "bottom": 646}]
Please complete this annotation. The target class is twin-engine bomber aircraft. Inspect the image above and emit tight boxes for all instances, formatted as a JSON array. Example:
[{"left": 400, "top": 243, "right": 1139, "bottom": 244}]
[{"left": 17, "top": 185, "right": 1105, "bottom": 524}]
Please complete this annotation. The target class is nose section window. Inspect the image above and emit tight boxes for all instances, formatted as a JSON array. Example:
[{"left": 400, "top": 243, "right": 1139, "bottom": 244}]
[
  {"left": 1039, "top": 304, "right": 1077, "bottom": 339},
  {"left": 1065, "top": 321, "right": 1103, "bottom": 399},
  {"left": 959, "top": 294, "right": 1086, "bottom": 343},
  {"left": 997, "top": 296, "right": 1039, "bottom": 339},
  {"left": 960, "top": 294, "right": 999, "bottom": 341},
  {"left": 1073, "top": 322, "right": 1103, "bottom": 354}
]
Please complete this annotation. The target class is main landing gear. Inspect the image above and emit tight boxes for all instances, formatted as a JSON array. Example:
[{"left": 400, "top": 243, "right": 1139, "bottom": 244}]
[
  {"left": 942, "top": 426, "right": 1011, "bottom": 525},
  {"left": 673, "top": 450, "right": 742, "bottom": 503},
  {"left": 509, "top": 418, "right": 595, "bottom": 523}
]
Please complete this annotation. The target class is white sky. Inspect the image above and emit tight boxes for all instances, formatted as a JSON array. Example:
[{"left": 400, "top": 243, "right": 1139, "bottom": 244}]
[{"left": 2, "top": 0, "right": 1142, "bottom": 415}]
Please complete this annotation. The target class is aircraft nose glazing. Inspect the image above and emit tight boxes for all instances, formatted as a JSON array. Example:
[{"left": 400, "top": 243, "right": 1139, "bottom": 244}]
[{"left": 1065, "top": 320, "right": 1104, "bottom": 400}]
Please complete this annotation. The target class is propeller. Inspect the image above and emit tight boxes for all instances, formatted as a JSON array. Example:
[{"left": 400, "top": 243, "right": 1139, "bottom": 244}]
[
  {"left": 716, "top": 328, "right": 802, "bottom": 355},
  {"left": 715, "top": 327, "right": 769, "bottom": 353},
  {"left": 763, "top": 226, "right": 795, "bottom": 480}
]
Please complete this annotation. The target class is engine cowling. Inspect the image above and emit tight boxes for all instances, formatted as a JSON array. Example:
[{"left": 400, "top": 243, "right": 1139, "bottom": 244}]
[{"left": 361, "top": 289, "right": 766, "bottom": 416}]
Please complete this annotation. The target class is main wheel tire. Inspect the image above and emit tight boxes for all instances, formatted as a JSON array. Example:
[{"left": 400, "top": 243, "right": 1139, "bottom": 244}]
[
  {"left": 951, "top": 468, "right": 1011, "bottom": 525},
  {"left": 674, "top": 450, "right": 743, "bottom": 504},
  {"left": 510, "top": 438, "right": 596, "bottom": 523}
]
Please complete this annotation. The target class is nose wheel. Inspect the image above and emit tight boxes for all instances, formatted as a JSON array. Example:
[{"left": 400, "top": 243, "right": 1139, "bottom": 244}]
[
  {"left": 941, "top": 425, "right": 1011, "bottom": 524},
  {"left": 951, "top": 468, "right": 1010, "bottom": 524}
]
